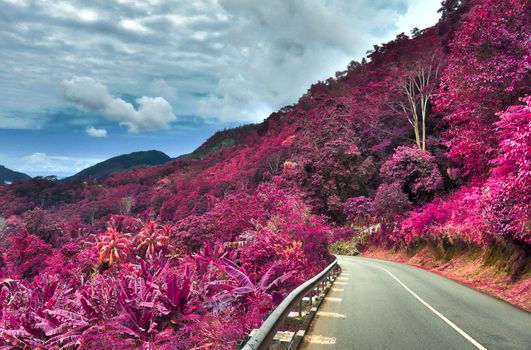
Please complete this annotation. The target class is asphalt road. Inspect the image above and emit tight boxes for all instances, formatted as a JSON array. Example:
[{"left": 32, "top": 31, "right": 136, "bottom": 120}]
[{"left": 301, "top": 256, "right": 531, "bottom": 350}]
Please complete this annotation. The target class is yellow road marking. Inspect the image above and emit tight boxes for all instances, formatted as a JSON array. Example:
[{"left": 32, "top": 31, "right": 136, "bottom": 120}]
[
  {"left": 316, "top": 311, "right": 346, "bottom": 319},
  {"left": 324, "top": 297, "right": 342, "bottom": 302},
  {"left": 305, "top": 335, "right": 337, "bottom": 345}
]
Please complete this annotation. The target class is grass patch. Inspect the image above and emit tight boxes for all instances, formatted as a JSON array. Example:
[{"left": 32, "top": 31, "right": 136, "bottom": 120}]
[
  {"left": 406, "top": 241, "right": 425, "bottom": 258},
  {"left": 329, "top": 238, "right": 360, "bottom": 256},
  {"left": 469, "top": 246, "right": 482, "bottom": 260}
]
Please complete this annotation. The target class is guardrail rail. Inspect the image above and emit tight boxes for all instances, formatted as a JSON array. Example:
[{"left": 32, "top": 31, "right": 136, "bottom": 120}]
[{"left": 239, "top": 258, "right": 341, "bottom": 350}]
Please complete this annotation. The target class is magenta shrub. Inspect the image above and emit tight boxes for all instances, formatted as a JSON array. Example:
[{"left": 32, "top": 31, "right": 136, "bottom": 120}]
[
  {"left": 373, "top": 183, "right": 412, "bottom": 219},
  {"left": 343, "top": 196, "right": 373, "bottom": 225},
  {"left": 400, "top": 187, "right": 488, "bottom": 244},
  {"left": 380, "top": 146, "right": 443, "bottom": 202}
]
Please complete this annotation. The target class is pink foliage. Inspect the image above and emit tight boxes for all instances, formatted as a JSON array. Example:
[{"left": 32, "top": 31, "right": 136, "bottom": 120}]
[
  {"left": 401, "top": 187, "right": 488, "bottom": 244},
  {"left": 380, "top": 146, "right": 443, "bottom": 201},
  {"left": 0, "top": 181, "right": 331, "bottom": 349},
  {"left": 493, "top": 97, "right": 531, "bottom": 207},
  {"left": 483, "top": 98, "right": 531, "bottom": 243},
  {"left": 434, "top": 0, "right": 530, "bottom": 178},
  {"left": 343, "top": 196, "right": 373, "bottom": 224},
  {"left": 3, "top": 230, "right": 52, "bottom": 279},
  {"left": 373, "top": 182, "right": 412, "bottom": 219}
]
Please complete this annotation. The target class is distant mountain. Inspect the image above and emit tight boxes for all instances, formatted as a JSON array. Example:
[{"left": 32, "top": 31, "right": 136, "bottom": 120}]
[
  {"left": 190, "top": 124, "right": 258, "bottom": 159},
  {"left": 0, "top": 165, "right": 31, "bottom": 184},
  {"left": 68, "top": 150, "right": 172, "bottom": 181}
]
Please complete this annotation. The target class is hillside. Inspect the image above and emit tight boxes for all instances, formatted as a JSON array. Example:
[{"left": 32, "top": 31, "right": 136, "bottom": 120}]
[
  {"left": 0, "top": 0, "right": 528, "bottom": 348},
  {"left": 67, "top": 150, "right": 172, "bottom": 180},
  {"left": 0, "top": 165, "right": 30, "bottom": 183}
]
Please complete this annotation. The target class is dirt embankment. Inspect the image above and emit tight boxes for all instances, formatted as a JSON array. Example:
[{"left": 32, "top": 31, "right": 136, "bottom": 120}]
[{"left": 363, "top": 242, "right": 531, "bottom": 312}]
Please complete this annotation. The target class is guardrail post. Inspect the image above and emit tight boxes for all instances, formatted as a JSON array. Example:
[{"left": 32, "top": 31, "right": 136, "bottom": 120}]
[{"left": 298, "top": 299, "right": 303, "bottom": 317}]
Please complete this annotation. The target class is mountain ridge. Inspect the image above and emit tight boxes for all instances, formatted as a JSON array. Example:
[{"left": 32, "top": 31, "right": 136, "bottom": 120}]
[
  {"left": 0, "top": 165, "right": 31, "bottom": 184},
  {"left": 66, "top": 150, "right": 172, "bottom": 181}
]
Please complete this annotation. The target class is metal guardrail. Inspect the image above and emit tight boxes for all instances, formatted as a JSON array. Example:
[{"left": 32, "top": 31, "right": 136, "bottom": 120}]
[{"left": 240, "top": 258, "right": 340, "bottom": 350}]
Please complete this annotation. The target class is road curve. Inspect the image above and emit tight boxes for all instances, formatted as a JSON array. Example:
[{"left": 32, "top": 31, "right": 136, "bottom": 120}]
[{"left": 301, "top": 256, "right": 531, "bottom": 350}]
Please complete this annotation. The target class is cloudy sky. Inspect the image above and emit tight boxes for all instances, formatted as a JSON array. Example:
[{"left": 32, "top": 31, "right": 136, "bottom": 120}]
[{"left": 0, "top": 0, "right": 441, "bottom": 177}]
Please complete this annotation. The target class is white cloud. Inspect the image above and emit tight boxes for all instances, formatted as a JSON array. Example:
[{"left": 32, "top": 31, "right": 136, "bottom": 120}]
[
  {"left": 3, "top": 0, "right": 28, "bottom": 6},
  {"left": 44, "top": 1, "right": 101, "bottom": 23},
  {"left": 197, "top": 0, "right": 441, "bottom": 122},
  {"left": 61, "top": 76, "right": 177, "bottom": 132},
  {"left": 396, "top": 1, "right": 441, "bottom": 34},
  {"left": 19, "top": 153, "right": 102, "bottom": 176},
  {"left": 120, "top": 19, "right": 149, "bottom": 33},
  {"left": 78, "top": 9, "right": 99, "bottom": 22},
  {"left": 0, "top": 115, "right": 45, "bottom": 130},
  {"left": 151, "top": 79, "right": 177, "bottom": 102},
  {"left": 86, "top": 126, "right": 107, "bottom": 137},
  {"left": 1, "top": 0, "right": 442, "bottom": 126}
]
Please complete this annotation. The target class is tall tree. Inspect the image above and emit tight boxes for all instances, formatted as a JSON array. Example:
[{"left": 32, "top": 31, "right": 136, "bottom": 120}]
[{"left": 393, "top": 58, "right": 441, "bottom": 150}]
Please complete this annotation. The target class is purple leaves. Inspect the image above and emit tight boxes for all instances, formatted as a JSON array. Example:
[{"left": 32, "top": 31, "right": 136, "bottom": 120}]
[
  {"left": 161, "top": 265, "right": 192, "bottom": 319},
  {"left": 207, "top": 258, "right": 295, "bottom": 314},
  {"left": 380, "top": 146, "right": 443, "bottom": 202},
  {"left": 0, "top": 264, "right": 199, "bottom": 349},
  {"left": 220, "top": 257, "right": 254, "bottom": 292}
]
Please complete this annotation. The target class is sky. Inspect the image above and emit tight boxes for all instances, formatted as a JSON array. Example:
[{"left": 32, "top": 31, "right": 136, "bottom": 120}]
[{"left": 0, "top": 0, "right": 441, "bottom": 177}]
